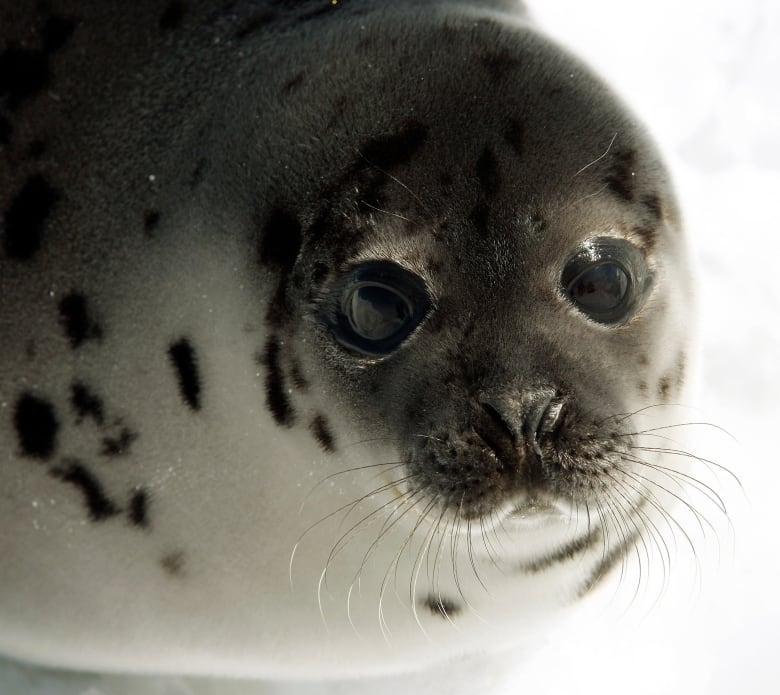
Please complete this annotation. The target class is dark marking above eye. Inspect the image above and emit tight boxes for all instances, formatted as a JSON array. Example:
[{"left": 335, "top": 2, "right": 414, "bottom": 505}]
[
  {"left": 70, "top": 382, "right": 105, "bottom": 426},
  {"left": 2, "top": 174, "right": 61, "bottom": 260},
  {"left": 161, "top": 550, "right": 187, "bottom": 578},
  {"left": 159, "top": 1, "right": 186, "bottom": 32},
  {"left": 143, "top": 210, "right": 161, "bottom": 235},
  {"left": 504, "top": 118, "right": 524, "bottom": 157},
  {"left": 101, "top": 427, "right": 138, "bottom": 457},
  {"left": 259, "top": 208, "right": 303, "bottom": 272},
  {"left": 41, "top": 16, "right": 76, "bottom": 53},
  {"left": 311, "top": 262, "right": 329, "bottom": 286},
  {"left": 59, "top": 293, "right": 102, "bottom": 348},
  {"left": 14, "top": 393, "right": 59, "bottom": 460},
  {"left": 50, "top": 460, "right": 120, "bottom": 522},
  {"left": 259, "top": 337, "right": 295, "bottom": 427},
  {"left": 604, "top": 149, "right": 637, "bottom": 202},
  {"left": 168, "top": 338, "right": 202, "bottom": 411},
  {"left": 632, "top": 225, "right": 656, "bottom": 249},
  {"left": 423, "top": 595, "right": 461, "bottom": 620},
  {"left": 310, "top": 414, "right": 336, "bottom": 453},
  {"left": 0, "top": 46, "right": 49, "bottom": 109},
  {"left": 642, "top": 193, "right": 664, "bottom": 221},
  {"left": 359, "top": 122, "right": 428, "bottom": 171},
  {"left": 128, "top": 488, "right": 150, "bottom": 529},
  {"left": 476, "top": 147, "right": 499, "bottom": 196}
]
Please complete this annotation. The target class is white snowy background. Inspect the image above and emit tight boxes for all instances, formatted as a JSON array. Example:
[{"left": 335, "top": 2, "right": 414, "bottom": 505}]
[{"left": 2, "top": 0, "right": 778, "bottom": 692}]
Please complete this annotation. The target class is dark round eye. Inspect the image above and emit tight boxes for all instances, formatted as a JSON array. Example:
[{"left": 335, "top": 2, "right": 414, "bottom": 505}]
[
  {"left": 345, "top": 282, "right": 412, "bottom": 342},
  {"left": 562, "top": 238, "right": 649, "bottom": 324},
  {"left": 324, "top": 261, "right": 431, "bottom": 355}
]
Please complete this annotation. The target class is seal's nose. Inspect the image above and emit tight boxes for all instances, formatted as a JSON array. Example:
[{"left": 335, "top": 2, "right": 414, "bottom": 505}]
[{"left": 476, "top": 392, "right": 563, "bottom": 465}]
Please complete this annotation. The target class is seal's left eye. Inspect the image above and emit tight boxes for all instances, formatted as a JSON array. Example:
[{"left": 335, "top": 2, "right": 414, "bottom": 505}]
[
  {"left": 345, "top": 283, "right": 412, "bottom": 342},
  {"left": 561, "top": 237, "right": 650, "bottom": 325},
  {"left": 325, "top": 261, "right": 431, "bottom": 356}
]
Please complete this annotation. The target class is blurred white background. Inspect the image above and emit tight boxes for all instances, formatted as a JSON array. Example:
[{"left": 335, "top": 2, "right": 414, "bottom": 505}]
[{"left": 2, "top": 0, "right": 777, "bottom": 692}]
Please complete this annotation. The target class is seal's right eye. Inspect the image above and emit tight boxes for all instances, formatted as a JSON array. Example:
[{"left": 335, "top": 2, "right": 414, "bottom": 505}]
[{"left": 324, "top": 261, "right": 431, "bottom": 356}]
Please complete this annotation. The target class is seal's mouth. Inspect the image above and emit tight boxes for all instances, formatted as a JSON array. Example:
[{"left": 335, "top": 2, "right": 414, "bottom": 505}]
[{"left": 498, "top": 497, "right": 574, "bottom": 531}]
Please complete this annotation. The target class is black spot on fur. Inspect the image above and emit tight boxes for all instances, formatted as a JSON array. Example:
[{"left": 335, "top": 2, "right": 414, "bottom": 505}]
[
  {"left": 289, "top": 359, "right": 309, "bottom": 391},
  {"left": 632, "top": 225, "right": 656, "bottom": 250},
  {"left": 161, "top": 550, "right": 187, "bottom": 577},
  {"left": 480, "top": 50, "right": 520, "bottom": 82},
  {"left": 642, "top": 193, "right": 664, "bottom": 221},
  {"left": 168, "top": 338, "right": 202, "bottom": 411},
  {"left": 260, "top": 337, "right": 294, "bottom": 426},
  {"left": 476, "top": 147, "right": 499, "bottom": 196},
  {"left": 159, "top": 1, "right": 186, "bottom": 32},
  {"left": 605, "top": 149, "right": 637, "bottom": 202},
  {"left": 101, "top": 427, "right": 138, "bottom": 457},
  {"left": 70, "top": 382, "right": 105, "bottom": 425},
  {"left": 14, "top": 393, "right": 59, "bottom": 459},
  {"left": 0, "top": 115, "right": 11, "bottom": 144},
  {"left": 529, "top": 210, "right": 547, "bottom": 233},
  {"left": 282, "top": 72, "right": 304, "bottom": 93},
  {"left": 59, "top": 293, "right": 102, "bottom": 348},
  {"left": 311, "top": 262, "right": 329, "bottom": 286},
  {"left": 41, "top": 16, "right": 76, "bottom": 53},
  {"left": 259, "top": 208, "right": 302, "bottom": 272},
  {"left": 504, "top": 118, "right": 524, "bottom": 157},
  {"left": 2, "top": 174, "right": 61, "bottom": 260},
  {"left": 657, "top": 376, "right": 671, "bottom": 400},
  {"left": 0, "top": 14, "right": 74, "bottom": 109},
  {"left": 310, "top": 414, "right": 336, "bottom": 453},
  {"left": 424, "top": 595, "right": 461, "bottom": 619},
  {"left": 26, "top": 139, "right": 47, "bottom": 159},
  {"left": 128, "top": 488, "right": 150, "bottom": 528},
  {"left": 359, "top": 122, "right": 428, "bottom": 171},
  {"left": 0, "top": 46, "right": 49, "bottom": 109},
  {"left": 144, "top": 210, "right": 161, "bottom": 235},
  {"left": 50, "top": 460, "right": 120, "bottom": 522}
]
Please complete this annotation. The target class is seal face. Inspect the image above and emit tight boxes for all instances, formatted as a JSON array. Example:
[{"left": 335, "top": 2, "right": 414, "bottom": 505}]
[{"left": 0, "top": 0, "right": 698, "bottom": 679}]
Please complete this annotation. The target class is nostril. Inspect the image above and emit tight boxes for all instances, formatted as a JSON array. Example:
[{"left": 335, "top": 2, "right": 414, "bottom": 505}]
[
  {"left": 480, "top": 401, "right": 517, "bottom": 440},
  {"left": 475, "top": 400, "right": 518, "bottom": 464},
  {"left": 523, "top": 394, "right": 564, "bottom": 455}
]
